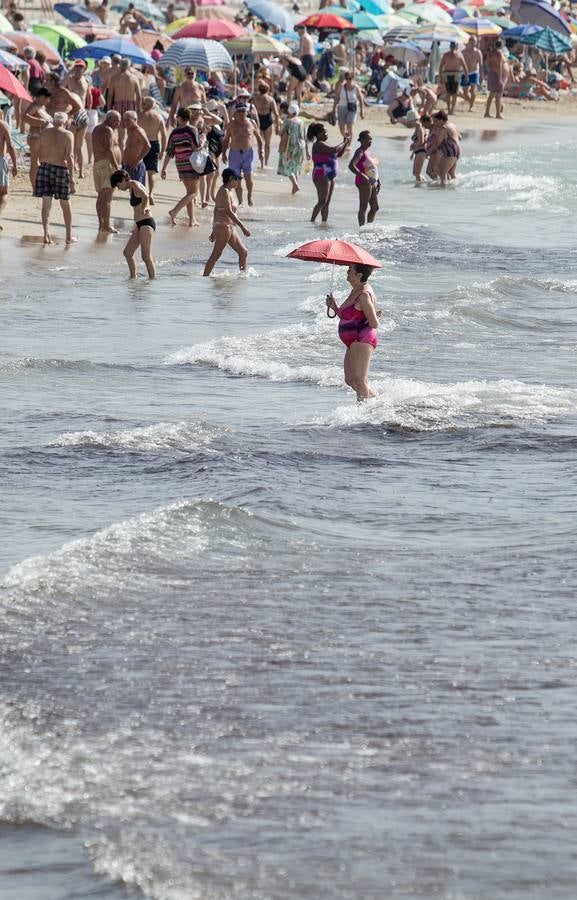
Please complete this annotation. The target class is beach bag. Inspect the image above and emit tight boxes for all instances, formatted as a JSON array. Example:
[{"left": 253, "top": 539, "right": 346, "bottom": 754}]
[
  {"left": 189, "top": 145, "right": 209, "bottom": 174},
  {"left": 345, "top": 87, "right": 357, "bottom": 113}
]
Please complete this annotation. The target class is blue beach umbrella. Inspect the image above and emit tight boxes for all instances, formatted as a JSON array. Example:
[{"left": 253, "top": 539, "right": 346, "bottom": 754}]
[
  {"left": 511, "top": 0, "right": 571, "bottom": 36},
  {"left": 521, "top": 24, "right": 573, "bottom": 52},
  {"left": 244, "top": 0, "right": 295, "bottom": 31},
  {"left": 359, "top": 0, "right": 391, "bottom": 15},
  {"left": 111, "top": 0, "right": 163, "bottom": 20},
  {"left": 160, "top": 38, "right": 234, "bottom": 71},
  {"left": 502, "top": 23, "right": 543, "bottom": 37},
  {"left": 69, "top": 37, "right": 155, "bottom": 65},
  {"left": 54, "top": 3, "right": 102, "bottom": 23}
]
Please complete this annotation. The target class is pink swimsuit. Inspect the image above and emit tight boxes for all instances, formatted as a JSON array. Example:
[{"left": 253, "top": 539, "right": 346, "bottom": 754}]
[{"left": 337, "top": 286, "right": 378, "bottom": 349}]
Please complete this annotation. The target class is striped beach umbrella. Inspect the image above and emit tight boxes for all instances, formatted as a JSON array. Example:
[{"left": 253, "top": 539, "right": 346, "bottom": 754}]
[
  {"left": 412, "top": 22, "right": 468, "bottom": 40},
  {"left": 382, "top": 23, "right": 419, "bottom": 41},
  {"left": 160, "top": 37, "right": 234, "bottom": 71},
  {"left": 457, "top": 16, "right": 501, "bottom": 34},
  {"left": 223, "top": 33, "right": 291, "bottom": 56},
  {"left": 398, "top": 4, "right": 452, "bottom": 24},
  {"left": 521, "top": 24, "right": 572, "bottom": 51}
]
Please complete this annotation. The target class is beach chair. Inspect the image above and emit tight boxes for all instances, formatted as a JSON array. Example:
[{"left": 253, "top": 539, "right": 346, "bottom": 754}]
[{"left": 9, "top": 128, "right": 29, "bottom": 167}]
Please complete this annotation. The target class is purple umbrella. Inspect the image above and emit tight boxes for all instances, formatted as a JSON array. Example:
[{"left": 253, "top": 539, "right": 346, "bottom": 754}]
[{"left": 510, "top": 0, "right": 571, "bottom": 37}]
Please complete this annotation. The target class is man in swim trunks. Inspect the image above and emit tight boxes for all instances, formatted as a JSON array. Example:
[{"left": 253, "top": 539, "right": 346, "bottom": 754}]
[
  {"left": 138, "top": 97, "right": 167, "bottom": 204},
  {"left": 34, "top": 111, "right": 76, "bottom": 245},
  {"left": 296, "top": 25, "right": 316, "bottom": 76},
  {"left": 439, "top": 42, "right": 468, "bottom": 115},
  {"left": 92, "top": 110, "right": 122, "bottom": 233},
  {"left": 485, "top": 40, "right": 506, "bottom": 119},
  {"left": 222, "top": 105, "right": 264, "bottom": 207},
  {"left": 64, "top": 59, "right": 91, "bottom": 179},
  {"left": 168, "top": 67, "right": 206, "bottom": 127},
  {"left": 0, "top": 117, "right": 17, "bottom": 233},
  {"left": 108, "top": 58, "right": 142, "bottom": 149},
  {"left": 462, "top": 36, "right": 483, "bottom": 111},
  {"left": 122, "top": 110, "right": 150, "bottom": 186}
]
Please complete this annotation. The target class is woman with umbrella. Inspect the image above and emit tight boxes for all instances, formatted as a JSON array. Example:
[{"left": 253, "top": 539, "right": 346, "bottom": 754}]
[
  {"left": 325, "top": 263, "right": 381, "bottom": 402},
  {"left": 306, "top": 121, "right": 349, "bottom": 223}
]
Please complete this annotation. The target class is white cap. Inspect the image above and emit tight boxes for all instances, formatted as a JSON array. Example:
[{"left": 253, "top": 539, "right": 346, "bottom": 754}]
[{"left": 288, "top": 101, "right": 300, "bottom": 115}]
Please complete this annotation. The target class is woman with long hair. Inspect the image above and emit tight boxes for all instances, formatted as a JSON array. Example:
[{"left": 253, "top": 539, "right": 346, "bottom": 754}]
[
  {"left": 307, "top": 122, "right": 349, "bottom": 223},
  {"left": 325, "top": 263, "right": 381, "bottom": 402},
  {"left": 348, "top": 130, "right": 380, "bottom": 226},
  {"left": 161, "top": 107, "right": 200, "bottom": 227},
  {"left": 203, "top": 167, "right": 251, "bottom": 276}
]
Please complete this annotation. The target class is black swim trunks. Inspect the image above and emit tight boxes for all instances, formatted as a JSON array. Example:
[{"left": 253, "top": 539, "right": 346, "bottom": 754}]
[
  {"left": 445, "top": 73, "right": 459, "bottom": 96},
  {"left": 143, "top": 139, "right": 160, "bottom": 173}
]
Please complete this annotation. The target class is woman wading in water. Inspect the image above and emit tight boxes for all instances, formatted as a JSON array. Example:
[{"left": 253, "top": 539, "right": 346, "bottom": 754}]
[
  {"left": 326, "top": 263, "right": 381, "bottom": 402},
  {"left": 307, "top": 122, "right": 349, "bottom": 224},
  {"left": 203, "top": 168, "right": 251, "bottom": 276}
]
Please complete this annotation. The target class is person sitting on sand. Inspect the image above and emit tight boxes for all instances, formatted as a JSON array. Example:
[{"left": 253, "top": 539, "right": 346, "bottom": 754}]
[
  {"left": 34, "top": 111, "right": 76, "bottom": 245},
  {"left": 110, "top": 169, "right": 156, "bottom": 280},
  {"left": 388, "top": 86, "right": 415, "bottom": 125}
]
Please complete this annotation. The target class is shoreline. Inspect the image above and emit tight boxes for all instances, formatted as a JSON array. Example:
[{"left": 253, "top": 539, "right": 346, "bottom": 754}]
[{"left": 1, "top": 96, "right": 576, "bottom": 271}]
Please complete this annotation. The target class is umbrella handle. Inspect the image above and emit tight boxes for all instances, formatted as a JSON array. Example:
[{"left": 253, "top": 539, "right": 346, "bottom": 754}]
[{"left": 326, "top": 307, "right": 337, "bottom": 319}]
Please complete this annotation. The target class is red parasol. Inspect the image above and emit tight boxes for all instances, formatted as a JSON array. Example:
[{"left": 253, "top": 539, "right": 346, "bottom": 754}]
[
  {"left": 297, "top": 13, "right": 356, "bottom": 29},
  {"left": 172, "top": 19, "right": 245, "bottom": 40},
  {"left": 288, "top": 240, "right": 382, "bottom": 312},
  {"left": 0, "top": 62, "right": 32, "bottom": 102}
]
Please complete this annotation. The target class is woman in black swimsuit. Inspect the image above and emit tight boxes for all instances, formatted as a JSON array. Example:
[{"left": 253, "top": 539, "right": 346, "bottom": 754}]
[
  {"left": 253, "top": 81, "right": 279, "bottom": 167},
  {"left": 110, "top": 169, "right": 156, "bottom": 279}
]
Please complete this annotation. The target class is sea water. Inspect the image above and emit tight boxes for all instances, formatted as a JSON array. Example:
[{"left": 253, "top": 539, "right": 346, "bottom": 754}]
[{"left": 1, "top": 120, "right": 577, "bottom": 899}]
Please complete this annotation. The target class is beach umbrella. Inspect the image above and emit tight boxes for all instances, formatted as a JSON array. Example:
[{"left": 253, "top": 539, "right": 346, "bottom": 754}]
[
  {"left": 288, "top": 239, "right": 382, "bottom": 295},
  {"left": 501, "top": 22, "right": 542, "bottom": 37},
  {"left": 383, "top": 23, "right": 419, "bottom": 40},
  {"left": 165, "top": 16, "right": 195, "bottom": 35},
  {"left": 111, "top": 0, "right": 164, "bottom": 21},
  {"left": 298, "top": 13, "right": 356, "bottom": 29},
  {"left": 244, "top": 0, "right": 295, "bottom": 31},
  {"left": 223, "top": 33, "right": 291, "bottom": 55},
  {"left": 0, "top": 61, "right": 32, "bottom": 101},
  {"left": 71, "top": 23, "right": 118, "bottom": 38},
  {"left": 486, "top": 15, "right": 515, "bottom": 28},
  {"left": 33, "top": 23, "right": 87, "bottom": 57},
  {"left": 398, "top": 4, "right": 452, "bottom": 24},
  {"left": 0, "top": 12, "right": 13, "bottom": 31},
  {"left": 385, "top": 38, "right": 426, "bottom": 61},
  {"left": 510, "top": 0, "right": 571, "bottom": 36},
  {"left": 431, "top": 0, "right": 456, "bottom": 12},
  {"left": 4, "top": 31, "right": 63, "bottom": 64},
  {"left": 521, "top": 24, "right": 572, "bottom": 51},
  {"left": 69, "top": 37, "right": 155, "bottom": 65},
  {"left": 197, "top": 0, "right": 224, "bottom": 5},
  {"left": 160, "top": 37, "right": 234, "bottom": 71},
  {"left": 130, "top": 30, "right": 174, "bottom": 52},
  {"left": 54, "top": 3, "right": 101, "bottom": 24},
  {"left": 0, "top": 48, "right": 27, "bottom": 68},
  {"left": 172, "top": 19, "right": 245, "bottom": 40},
  {"left": 275, "top": 29, "right": 299, "bottom": 44},
  {"left": 359, "top": 0, "right": 391, "bottom": 14},
  {"left": 457, "top": 16, "right": 501, "bottom": 34},
  {"left": 411, "top": 22, "right": 468, "bottom": 40},
  {"left": 0, "top": 35, "right": 16, "bottom": 51},
  {"left": 343, "top": 10, "right": 384, "bottom": 29}
]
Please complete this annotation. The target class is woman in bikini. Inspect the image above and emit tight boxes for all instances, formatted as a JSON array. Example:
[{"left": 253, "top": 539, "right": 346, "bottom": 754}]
[
  {"left": 203, "top": 167, "right": 251, "bottom": 277},
  {"left": 110, "top": 169, "right": 156, "bottom": 279},
  {"left": 348, "top": 130, "right": 380, "bottom": 227},
  {"left": 325, "top": 263, "right": 382, "bottom": 402},
  {"left": 307, "top": 122, "right": 350, "bottom": 224},
  {"left": 434, "top": 110, "right": 462, "bottom": 186},
  {"left": 253, "top": 81, "right": 279, "bottom": 168},
  {"left": 410, "top": 114, "right": 432, "bottom": 183}
]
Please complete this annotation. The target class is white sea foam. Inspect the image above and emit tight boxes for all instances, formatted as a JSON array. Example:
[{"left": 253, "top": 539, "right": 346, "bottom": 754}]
[
  {"left": 50, "top": 421, "right": 223, "bottom": 454},
  {"left": 316, "top": 377, "right": 577, "bottom": 432}
]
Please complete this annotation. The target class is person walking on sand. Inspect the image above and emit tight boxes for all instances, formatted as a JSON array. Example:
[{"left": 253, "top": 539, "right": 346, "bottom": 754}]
[
  {"left": 485, "top": 40, "right": 506, "bottom": 119},
  {"left": 222, "top": 104, "right": 264, "bottom": 207},
  {"left": 462, "top": 36, "right": 483, "bottom": 111},
  {"left": 439, "top": 42, "right": 468, "bottom": 115},
  {"left": 24, "top": 87, "right": 52, "bottom": 189},
  {"left": 92, "top": 110, "right": 122, "bottom": 233},
  {"left": 325, "top": 263, "right": 381, "bottom": 402},
  {"left": 253, "top": 81, "right": 279, "bottom": 168},
  {"left": 0, "top": 118, "right": 17, "bottom": 233},
  {"left": 349, "top": 130, "right": 379, "bottom": 227},
  {"left": 34, "top": 112, "right": 76, "bottom": 245},
  {"left": 110, "top": 169, "right": 156, "bottom": 279},
  {"left": 161, "top": 107, "right": 201, "bottom": 227},
  {"left": 168, "top": 67, "right": 206, "bottom": 126},
  {"left": 138, "top": 97, "right": 167, "bottom": 204},
  {"left": 307, "top": 122, "right": 349, "bottom": 224},
  {"left": 108, "top": 58, "right": 142, "bottom": 148},
  {"left": 122, "top": 110, "right": 150, "bottom": 185},
  {"left": 332, "top": 70, "right": 364, "bottom": 140},
  {"left": 277, "top": 100, "right": 308, "bottom": 195},
  {"left": 203, "top": 167, "right": 251, "bottom": 276}
]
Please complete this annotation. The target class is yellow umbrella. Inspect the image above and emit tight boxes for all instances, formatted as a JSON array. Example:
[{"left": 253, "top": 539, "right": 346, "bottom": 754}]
[{"left": 165, "top": 16, "right": 196, "bottom": 35}]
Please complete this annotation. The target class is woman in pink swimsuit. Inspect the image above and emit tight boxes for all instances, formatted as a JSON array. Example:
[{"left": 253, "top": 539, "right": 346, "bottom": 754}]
[
  {"left": 203, "top": 167, "right": 251, "bottom": 276},
  {"left": 326, "top": 263, "right": 381, "bottom": 402},
  {"left": 348, "top": 130, "right": 380, "bottom": 227}
]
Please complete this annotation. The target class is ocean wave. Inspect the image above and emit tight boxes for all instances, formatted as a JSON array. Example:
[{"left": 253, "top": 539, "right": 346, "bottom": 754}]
[
  {"left": 49, "top": 421, "right": 224, "bottom": 454},
  {"left": 315, "top": 377, "right": 577, "bottom": 432}
]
